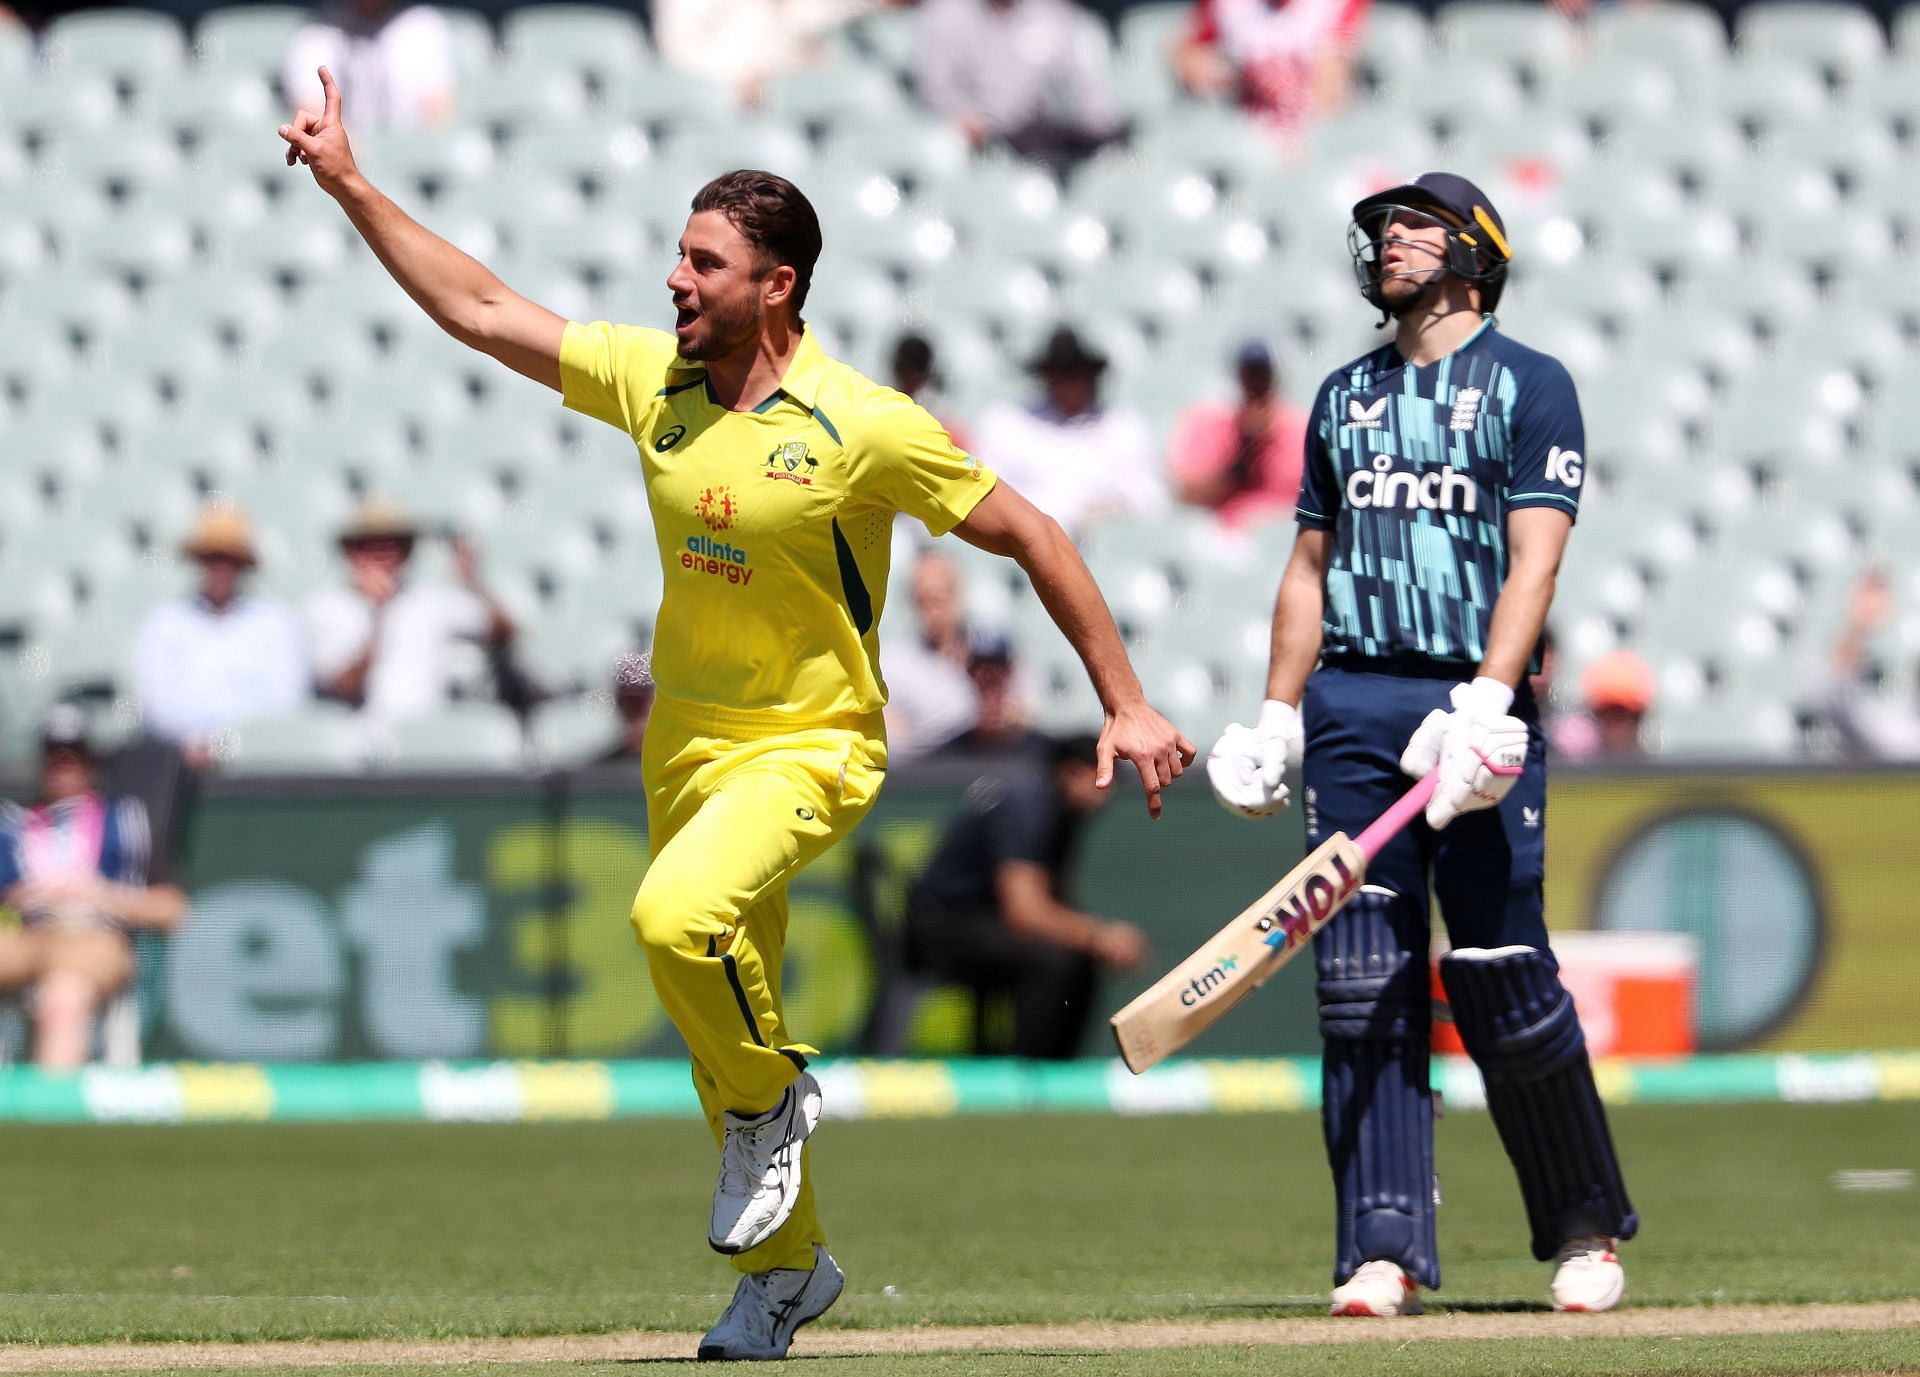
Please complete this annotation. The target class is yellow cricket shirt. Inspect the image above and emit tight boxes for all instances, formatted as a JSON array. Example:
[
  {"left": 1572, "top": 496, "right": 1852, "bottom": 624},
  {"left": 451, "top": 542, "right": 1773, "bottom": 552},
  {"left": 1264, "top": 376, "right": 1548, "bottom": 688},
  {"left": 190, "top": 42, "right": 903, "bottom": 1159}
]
[{"left": 559, "top": 321, "right": 997, "bottom": 725}]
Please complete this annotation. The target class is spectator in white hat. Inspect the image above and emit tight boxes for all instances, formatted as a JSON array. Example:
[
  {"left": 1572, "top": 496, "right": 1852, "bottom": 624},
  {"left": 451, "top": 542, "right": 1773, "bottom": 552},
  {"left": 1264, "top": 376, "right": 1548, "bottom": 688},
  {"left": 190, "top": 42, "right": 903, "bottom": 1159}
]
[
  {"left": 305, "top": 500, "right": 516, "bottom": 720},
  {"left": 133, "top": 504, "right": 309, "bottom": 768}
]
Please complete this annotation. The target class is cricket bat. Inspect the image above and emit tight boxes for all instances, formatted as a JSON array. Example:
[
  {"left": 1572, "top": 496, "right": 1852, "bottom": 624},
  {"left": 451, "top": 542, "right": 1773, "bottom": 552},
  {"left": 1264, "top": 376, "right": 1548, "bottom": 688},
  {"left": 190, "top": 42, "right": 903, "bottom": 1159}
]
[{"left": 1110, "top": 774, "right": 1438, "bottom": 1073}]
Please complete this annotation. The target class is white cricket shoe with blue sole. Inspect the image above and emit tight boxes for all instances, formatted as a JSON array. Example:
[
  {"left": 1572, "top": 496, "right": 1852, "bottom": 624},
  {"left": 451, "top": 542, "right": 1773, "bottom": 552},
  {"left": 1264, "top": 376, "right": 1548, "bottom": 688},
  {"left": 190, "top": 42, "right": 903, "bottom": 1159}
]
[
  {"left": 1330, "top": 1259, "right": 1423, "bottom": 1316},
  {"left": 697, "top": 1244, "right": 844, "bottom": 1361},
  {"left": 1551, "top": 1236, "right": 1625, "bottom": 1312},
  {"left": 709, "top": 1072, "right": 823, "bottom": 1255}
]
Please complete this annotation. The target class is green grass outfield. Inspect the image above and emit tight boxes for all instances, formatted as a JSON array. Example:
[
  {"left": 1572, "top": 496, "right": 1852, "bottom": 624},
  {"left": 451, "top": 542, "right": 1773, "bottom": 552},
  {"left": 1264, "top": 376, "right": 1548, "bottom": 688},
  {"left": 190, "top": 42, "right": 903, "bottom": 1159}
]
[{"left": 0, "top": 1101, "right": 1913, "bottom": 1373}]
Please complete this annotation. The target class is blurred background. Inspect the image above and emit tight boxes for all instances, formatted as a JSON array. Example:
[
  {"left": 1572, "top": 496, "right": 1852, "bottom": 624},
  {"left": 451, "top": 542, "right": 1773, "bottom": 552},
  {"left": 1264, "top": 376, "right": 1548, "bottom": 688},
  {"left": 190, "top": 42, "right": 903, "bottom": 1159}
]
[{"left": 0, "top": 0, "right": 1916, "bottom": 1078}]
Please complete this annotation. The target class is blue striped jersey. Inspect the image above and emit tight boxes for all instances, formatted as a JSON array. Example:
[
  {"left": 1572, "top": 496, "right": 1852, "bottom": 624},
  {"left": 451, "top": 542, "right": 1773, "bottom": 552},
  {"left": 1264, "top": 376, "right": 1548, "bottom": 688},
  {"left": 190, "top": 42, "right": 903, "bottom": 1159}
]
[{"left": 1295, "top": 317, "right": 1584, "bottom": 668}]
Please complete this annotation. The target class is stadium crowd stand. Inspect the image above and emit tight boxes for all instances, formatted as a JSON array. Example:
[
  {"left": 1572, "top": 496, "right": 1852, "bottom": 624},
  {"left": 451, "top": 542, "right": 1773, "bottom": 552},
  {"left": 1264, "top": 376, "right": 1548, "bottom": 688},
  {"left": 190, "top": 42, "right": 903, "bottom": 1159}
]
[{"left": 2, "top": 0, "right": 1918, "bottom": 768}]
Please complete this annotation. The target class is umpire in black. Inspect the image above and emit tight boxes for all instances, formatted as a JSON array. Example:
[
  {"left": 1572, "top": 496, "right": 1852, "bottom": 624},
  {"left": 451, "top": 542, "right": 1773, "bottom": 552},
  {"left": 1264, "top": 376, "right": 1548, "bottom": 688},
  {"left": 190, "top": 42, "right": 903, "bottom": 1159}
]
[{"left": 905, "top": 734, "right": 1149, "bottom": 1058}]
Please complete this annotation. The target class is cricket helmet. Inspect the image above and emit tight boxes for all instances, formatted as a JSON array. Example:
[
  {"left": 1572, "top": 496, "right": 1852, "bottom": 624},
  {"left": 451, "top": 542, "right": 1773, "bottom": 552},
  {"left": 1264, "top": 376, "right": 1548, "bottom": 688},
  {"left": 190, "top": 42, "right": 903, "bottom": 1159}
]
[{"left": 1347, "top": 172, "right": 1510, "bottom": 314}]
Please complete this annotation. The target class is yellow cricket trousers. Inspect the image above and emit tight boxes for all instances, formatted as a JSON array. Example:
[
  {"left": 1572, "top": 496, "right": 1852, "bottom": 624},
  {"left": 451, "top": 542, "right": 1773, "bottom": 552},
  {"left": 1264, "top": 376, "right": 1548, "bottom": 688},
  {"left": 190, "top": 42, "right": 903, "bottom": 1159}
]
[{"left": 633, "top": 698, "right": 886, "bottom": 1274}]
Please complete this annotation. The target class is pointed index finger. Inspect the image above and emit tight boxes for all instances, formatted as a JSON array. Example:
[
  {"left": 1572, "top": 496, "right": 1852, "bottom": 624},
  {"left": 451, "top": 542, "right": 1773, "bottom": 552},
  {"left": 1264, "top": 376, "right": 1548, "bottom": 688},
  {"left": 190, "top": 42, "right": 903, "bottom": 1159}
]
[{"left": 318, "top": 65, "right": 341, "bottom": 123}]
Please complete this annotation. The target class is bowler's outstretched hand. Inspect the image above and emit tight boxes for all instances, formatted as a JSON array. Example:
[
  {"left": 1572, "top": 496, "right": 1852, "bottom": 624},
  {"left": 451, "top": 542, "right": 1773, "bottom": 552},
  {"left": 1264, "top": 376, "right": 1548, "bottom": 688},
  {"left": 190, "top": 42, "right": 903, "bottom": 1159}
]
[
  {"left": 1099, "top": 701, "right": 1196, "bottom": 820},
  {"left": 279, "top": 66, "right": 358, "bottom": 196}
]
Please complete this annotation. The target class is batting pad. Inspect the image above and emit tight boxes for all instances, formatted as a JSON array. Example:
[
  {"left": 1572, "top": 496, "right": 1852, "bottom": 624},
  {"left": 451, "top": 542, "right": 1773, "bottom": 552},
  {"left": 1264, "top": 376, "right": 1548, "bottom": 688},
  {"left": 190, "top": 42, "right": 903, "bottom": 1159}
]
[
  {"left": 1317, "top": 888, "right": 1439, "bottom": 1289},
  {"left": 1441, "top": 946, "right": 1639, "bottom": 1261}
]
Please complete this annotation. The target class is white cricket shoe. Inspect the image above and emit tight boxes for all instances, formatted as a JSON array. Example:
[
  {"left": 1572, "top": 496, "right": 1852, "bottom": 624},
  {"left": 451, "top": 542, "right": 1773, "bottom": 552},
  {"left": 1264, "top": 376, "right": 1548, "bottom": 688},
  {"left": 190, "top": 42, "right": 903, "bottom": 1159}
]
[
  {"left": 1330, "top": 1259, "right": 1423, "bottom": 1317},
  {"left": 709, "top": 1072, "right": 823, "bottom": 1255},
  {"left": 697, "top": 1244, "right": 844, "bottom": 1361},
  {"left": 1551, "top": 1236, "right": 1625, "bottom": 1312}
]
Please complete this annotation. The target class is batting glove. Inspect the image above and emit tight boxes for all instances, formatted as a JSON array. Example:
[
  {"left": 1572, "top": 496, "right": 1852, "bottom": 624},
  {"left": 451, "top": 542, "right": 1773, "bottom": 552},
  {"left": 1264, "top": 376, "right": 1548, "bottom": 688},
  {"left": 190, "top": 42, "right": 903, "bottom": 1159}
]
[
  {"left": 1399, "top": 678, "right": 1528, "bottom": 830},
  {"left": 1207, "top": 699, "right": 1303, "bottom": 819}
]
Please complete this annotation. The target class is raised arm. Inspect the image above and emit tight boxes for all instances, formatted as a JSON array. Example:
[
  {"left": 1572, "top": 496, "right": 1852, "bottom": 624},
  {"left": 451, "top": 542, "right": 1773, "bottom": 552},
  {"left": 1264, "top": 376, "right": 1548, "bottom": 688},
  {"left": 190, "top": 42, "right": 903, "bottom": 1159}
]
[
  {"left": 279, "top": 67, "right": 566, "bottom": 391},
  {"left": 953, "top": 481, "right": 1196, "bottom": 819}
]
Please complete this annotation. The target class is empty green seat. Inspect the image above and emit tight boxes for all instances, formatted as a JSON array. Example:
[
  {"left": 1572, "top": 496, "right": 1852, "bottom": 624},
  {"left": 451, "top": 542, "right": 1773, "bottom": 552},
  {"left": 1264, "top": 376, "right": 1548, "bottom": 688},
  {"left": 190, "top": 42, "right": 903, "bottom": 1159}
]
[
  {"left": 194, "top": 6, "right": 309, "bottom": 79},
  {"left": 379, "top": 703, "right": 529, "bottom": 772},
  {"left": 501, "top": 4, "right": 651, "bottom": 85},
  {"left": 1434, "top": 2, "right": 1581, "bottom": 83},
  {"left": 1737, "top": 1, "right": 1885, "bottom": 83},
  {"left": 42, "top": 10, "right": 187, "bottom": 83},
  {"left": 220, "top": 706, "right": 370, "bottom": 775}
]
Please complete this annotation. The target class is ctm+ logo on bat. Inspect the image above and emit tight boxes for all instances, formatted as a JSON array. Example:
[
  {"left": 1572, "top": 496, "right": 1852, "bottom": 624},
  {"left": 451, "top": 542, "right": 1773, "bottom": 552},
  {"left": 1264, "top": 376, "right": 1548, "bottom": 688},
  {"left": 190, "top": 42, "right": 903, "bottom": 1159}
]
[{"left": 1180, "top": 953, "right": 1241, "bottom": 1007}]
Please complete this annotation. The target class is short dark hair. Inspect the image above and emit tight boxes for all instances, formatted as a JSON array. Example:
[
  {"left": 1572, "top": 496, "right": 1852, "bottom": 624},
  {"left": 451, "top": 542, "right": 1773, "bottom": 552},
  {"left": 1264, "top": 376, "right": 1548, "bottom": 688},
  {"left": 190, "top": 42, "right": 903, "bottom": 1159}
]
[{"left": 690, "top": 169, "right": 823, "bottom": 320}]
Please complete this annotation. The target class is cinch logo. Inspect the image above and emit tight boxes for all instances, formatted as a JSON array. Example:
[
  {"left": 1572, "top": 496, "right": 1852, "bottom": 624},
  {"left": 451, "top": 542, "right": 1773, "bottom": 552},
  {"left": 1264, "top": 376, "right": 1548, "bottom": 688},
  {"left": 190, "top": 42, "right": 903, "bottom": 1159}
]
[
  {"left": 1261, "top": 853, "right": 1360, "bottom": 956},
  {"left": 683, "top": 534, "right": 754, "bottom": 586},
  {"left": 1347, "top": 454, "right": 1478, "bottom": 513},
  {"left": 1344, "top": 397, "right": 1388, "bottom": 430},
  {"left": 1179, "top": 953, "right": 1240, "bottom": 1007},
  {"left": 1545, "top": 445, "right": 1584, "bottom": 487}
]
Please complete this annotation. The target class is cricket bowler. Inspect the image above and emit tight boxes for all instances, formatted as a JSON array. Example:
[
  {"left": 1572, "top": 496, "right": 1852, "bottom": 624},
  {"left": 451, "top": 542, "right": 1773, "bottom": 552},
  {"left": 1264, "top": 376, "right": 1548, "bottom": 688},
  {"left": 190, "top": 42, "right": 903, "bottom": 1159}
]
[
  {"left": 1207, "top": 173, "right": 1636, "bottom": 1315},
  {"left": 279, "top": 70, "right": 1193, "bottom": 1360}
]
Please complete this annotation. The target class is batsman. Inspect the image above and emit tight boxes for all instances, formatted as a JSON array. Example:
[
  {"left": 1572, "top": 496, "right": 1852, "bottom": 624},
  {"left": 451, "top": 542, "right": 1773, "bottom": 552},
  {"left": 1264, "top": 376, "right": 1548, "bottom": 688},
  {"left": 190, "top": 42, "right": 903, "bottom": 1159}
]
[{"left": 1208, "top": 173, "right": 1636, "bottom": 1315}]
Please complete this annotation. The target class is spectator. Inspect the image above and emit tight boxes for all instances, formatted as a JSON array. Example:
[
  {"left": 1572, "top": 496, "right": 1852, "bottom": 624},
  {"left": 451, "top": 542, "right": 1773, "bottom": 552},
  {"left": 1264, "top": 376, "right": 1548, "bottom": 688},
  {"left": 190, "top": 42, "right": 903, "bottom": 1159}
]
[
  {"left": 917, "top": 0, "right": 1126, "bottom": 168},
  {"left": 1554, "top": 649, "right": 1654, "bottom": 762},
  {"left": 1173, "top": 0, "right": 1369, "bottom": 139},
  {"left": 654, "top": 0, "right": 876, "bottom": 107},
  {"left": 891, "top": 332, "right": 969, "bottom": 452},
  {"left": 934, "top": 630, "right": 1050, "bottom": 760},
  {"left": 905, "top": 732, "right": 1148, "bottom": 1058},
  {"left": 284, "top": 0, "right": 456, "bottom": 131},
  {"left": 880, "top": 550, "right": 979, "bottom": 762},
  {"left": 132, "top": 504, "right": 308, "bottom": 769},
  {"left": 1167, "top": 339, "right": 1308, "bottom": 529},
  {"left": 1823, "top": 567, "right": 1920, "bottom": 760},
  {"left": 0, "top": 707, "right": 187, "bottom": 1069},
  {"left": 305, "top": 500, "right": 516, "bottom": 720},
  {"left": 597, "top": 652, "right": 657, "bottom": 764},
  {"left": 972, "top": 326, "right": 1166, "bottom": 535}
]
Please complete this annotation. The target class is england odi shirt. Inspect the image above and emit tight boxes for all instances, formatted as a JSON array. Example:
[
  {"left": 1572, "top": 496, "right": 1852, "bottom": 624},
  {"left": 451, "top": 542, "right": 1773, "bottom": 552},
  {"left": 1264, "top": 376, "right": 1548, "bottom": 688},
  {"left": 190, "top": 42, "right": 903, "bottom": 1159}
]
[
  {"left": 1295, "top": 318, "right": 1584, "bottom": 667},
  {"left": 559, "top": 323, "right": 997, "bottom": 724}
]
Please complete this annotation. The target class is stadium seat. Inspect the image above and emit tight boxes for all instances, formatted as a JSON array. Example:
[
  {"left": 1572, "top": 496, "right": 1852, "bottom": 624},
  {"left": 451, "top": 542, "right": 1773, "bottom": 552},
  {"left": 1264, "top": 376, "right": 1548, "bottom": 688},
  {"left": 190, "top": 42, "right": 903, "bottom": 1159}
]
[
  {"left": 220, "top": 706, "right": 370, "bottom": 774},
  {"left": 1434, "top": 2, "right": 1581, "bottom": 85},
  {"left": 42, "top": 10, "right": 188, "bottom": 86},
  {"left": 501, "top": 5, "right": 652, "bottom": 92},
  {"left": 1737, "top": 1, "right": 1886, "bottom": 85},
  {"left": 1354, "top": 2, "right": 1435, "bottom": 102},
  {"left": 193, "top": 5, "right": 309, "bottom": 81},
  {"left": 1701, "top": 57, "right": 1831, "bottom": 131},
  {"left": 149, "top": 69, "right": 277, "bottom": 141},
  {"left": 821, "top": 116, "right": 970, "bottom": 192},
  {"left": 0, "top": 66, "right": 118, "bottom": 137},
  {"left": 1544, "top": 62, "right": 1680, "bottom": 134},
  {"left": 607, "top": 66, "right": 737, "bottom": 129},
  {"left": 459, "top": 66, "right": 592, "bottom": 132},
  {"left": 532, "top": 695, "right": 623, "bottom": 767},
  {"left": 444, "top": 8, "right": 500, "bottom": 81},
  {"left": 378, "top": 703, "right": 529, "bottom": 772},
  {"left": 764, "top": 65, "right": 906, "bottom": 130}
]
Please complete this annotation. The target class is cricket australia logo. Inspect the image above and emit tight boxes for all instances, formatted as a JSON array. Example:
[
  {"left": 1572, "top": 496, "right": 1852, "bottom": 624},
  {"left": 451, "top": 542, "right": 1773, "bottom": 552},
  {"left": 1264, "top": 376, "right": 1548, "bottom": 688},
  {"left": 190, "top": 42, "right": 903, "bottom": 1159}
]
[
  {"left": 1449, "top": 387, "right": 1483, "bottom": 432},
  {"left": 1344, "top": 397, "right": 1388, "bottom": 430},
  {"left": 696, "top": 485, "right": 738, "bottom": 531},
  {"left": 765, "top": 440, "right": 819, "bottom": 485},
  {"left": 1180, "top": 953, "right": 1241, "bottom": 1007}
]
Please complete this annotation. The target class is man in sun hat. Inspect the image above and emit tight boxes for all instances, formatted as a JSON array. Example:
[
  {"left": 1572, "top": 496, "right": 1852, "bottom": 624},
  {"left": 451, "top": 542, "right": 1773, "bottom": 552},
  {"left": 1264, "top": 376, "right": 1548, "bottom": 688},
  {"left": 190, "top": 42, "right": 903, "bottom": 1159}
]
[
  {"left": 971, "top": 325, "right": 1166, "bottom": 536},
  {"left": 133, "top": 503, "right": 309, "bottom": 766},
  {"left": 305, "top": 498, "right": 517, "bottom": 718}
]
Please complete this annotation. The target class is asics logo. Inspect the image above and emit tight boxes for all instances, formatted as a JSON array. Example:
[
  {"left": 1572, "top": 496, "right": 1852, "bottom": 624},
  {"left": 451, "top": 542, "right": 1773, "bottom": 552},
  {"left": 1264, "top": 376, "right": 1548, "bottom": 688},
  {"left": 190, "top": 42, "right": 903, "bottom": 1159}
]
[
  {"left": 1346, "top": 455, "right": 1478, "bottom": 513},
  {"left": 656, "top": 424, "right": 687, "bottom": 451},
  {"left": 1344, "top": 397, "right": 1388, "bottom": 429},
  {"left": 1545, "top": 446, "right": 1584, "bottom": 487}
]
